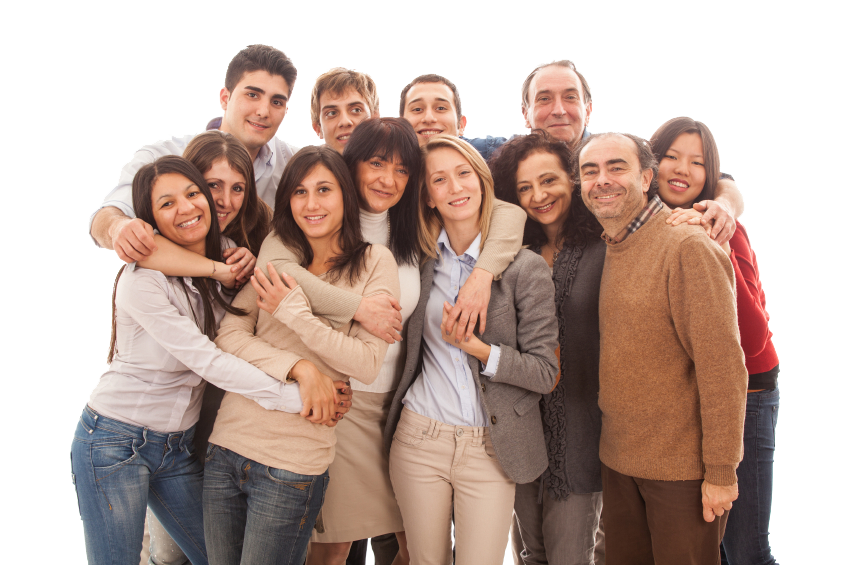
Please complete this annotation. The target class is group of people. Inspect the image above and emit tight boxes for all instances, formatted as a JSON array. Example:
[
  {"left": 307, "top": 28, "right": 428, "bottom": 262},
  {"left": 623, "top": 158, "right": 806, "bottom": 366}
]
[{"left": 72, "top": 44, "right": 780, "bottom": 565}]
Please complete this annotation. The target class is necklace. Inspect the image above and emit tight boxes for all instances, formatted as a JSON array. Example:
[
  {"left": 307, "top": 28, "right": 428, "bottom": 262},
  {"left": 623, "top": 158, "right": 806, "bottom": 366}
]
[{"left": 546, "top": 241, "right": 560, "bottom": 262}]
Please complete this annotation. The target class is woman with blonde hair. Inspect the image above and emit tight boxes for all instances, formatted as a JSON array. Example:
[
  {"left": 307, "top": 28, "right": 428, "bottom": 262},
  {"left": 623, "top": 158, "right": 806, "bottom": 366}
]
[{"left": 385, "top": 135, "right": 559, "bottom": 564}]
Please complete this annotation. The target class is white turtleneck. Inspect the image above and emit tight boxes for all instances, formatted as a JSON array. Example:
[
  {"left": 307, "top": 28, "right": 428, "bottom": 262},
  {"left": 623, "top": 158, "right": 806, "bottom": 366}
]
[{"left": 355, "top": 209, "right": 421, "bottom": 393}]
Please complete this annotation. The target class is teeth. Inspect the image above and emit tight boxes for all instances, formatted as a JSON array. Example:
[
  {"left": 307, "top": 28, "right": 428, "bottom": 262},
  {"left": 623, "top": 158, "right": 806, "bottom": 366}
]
[
  {"left": 535, "top": 203, "right": 554, "bottom": 212},
  {"left": 178, "top": 216, "right": 201, "bottom": 228},
  {"left": 450, "top": 197, "right": 470, "bottom": 206},
  {"left": 217, "top": 213, "right": 227, "bottom": 218},
  {"left": 305, "top": 215, "right": 326, "bottom": 220},
  {"left": 338, "top": 135, "right": 350, "bottom": 140},
  {"left": 669, "top": 181, "right": 688, "bottom": 188},
  {"left": 419, "top": 130, "right": 442, "bottom": 135},
  {"left": 596, "top": 195, "right": 617, "bottom": 200}
]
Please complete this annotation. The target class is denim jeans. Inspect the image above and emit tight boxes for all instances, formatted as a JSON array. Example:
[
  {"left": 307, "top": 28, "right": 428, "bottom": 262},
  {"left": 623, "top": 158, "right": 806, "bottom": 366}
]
[
  {"left": 721, "top": 388, "right": 780, "bottom": 565},
  {"left": 70, "top": 406, "right": 207, "bottom": 565},
  {"left": 202, "top": 443, "right": 329, "bottom": 565}
]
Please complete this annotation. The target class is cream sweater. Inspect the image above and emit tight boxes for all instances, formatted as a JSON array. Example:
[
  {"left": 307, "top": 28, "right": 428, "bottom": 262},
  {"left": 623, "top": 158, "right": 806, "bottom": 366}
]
[{"left": 210, "top": 236, "right": 400, "bottom": 475}]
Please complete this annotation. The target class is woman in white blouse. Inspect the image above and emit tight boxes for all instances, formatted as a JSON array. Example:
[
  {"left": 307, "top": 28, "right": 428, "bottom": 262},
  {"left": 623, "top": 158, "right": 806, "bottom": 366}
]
[{"left": 70, "top": 156, "right": 320, "bottom": 565}]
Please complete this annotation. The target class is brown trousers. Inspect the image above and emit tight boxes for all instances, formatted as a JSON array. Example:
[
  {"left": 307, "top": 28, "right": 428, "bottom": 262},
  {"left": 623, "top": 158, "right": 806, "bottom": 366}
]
[{"left": 601, "top": 463, "right": 728, "bottom": 565}]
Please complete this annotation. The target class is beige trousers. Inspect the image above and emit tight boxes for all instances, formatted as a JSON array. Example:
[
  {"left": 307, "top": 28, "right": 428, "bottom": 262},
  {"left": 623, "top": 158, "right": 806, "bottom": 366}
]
[{"left": 389, "top": 408, "right": 516, "bottom": 565}]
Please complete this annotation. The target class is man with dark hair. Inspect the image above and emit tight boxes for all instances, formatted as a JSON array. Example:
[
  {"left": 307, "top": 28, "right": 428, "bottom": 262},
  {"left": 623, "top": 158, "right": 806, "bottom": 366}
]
[
  {"left": 311, "top": 67, "right": 379, "bottom": 154},
  {"left": 399, "top": 74, "right": 467, "bottom": 146},
  {"left": 576, "top": 132, "right": 747, "bottom": 565},
  {"left": 90, "top": 44, "right": 298, "bottom": 263}
]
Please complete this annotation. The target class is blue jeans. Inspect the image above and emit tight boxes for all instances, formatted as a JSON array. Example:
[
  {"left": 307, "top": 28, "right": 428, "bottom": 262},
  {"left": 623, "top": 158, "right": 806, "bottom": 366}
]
[
  {"left": 721, "top": 389, "right": 780, "bottom": 565},
  {"left": 70, "top": 406, "right": 207, "bottom": 565},
  {"left": 202, "top": 443, "right": 329, "bottom": 565}
]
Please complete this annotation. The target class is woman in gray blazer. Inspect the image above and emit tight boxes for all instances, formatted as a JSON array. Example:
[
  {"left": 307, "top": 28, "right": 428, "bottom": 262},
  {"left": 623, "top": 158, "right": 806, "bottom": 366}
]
[{"left": 384, "top": 135, "right": 559, "bottom": 565}]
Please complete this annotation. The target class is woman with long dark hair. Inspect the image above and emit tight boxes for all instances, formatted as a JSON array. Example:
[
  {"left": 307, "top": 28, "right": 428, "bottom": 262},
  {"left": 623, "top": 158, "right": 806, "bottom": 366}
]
[
  {"left": 489, "top": 130, "right": 605, "bottom": 565},
  {"left": 70, "top": 156, "right": 306, "bottom": 565},
  {"left": 136, "top": 130, "right": 271, "bottom": 288},
  {"left": 650, "top": 117, "right": 780, "bottom": 565},
  {"left": 203, "top": 145, "right": 400, "bottom": 565}
]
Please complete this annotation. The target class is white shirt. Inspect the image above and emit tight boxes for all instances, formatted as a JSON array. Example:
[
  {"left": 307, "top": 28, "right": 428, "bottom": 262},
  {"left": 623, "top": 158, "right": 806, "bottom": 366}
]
[
  {"left": 90, "top": 132, "right": 298, "bottom": 238},
  {"left": 354, "top": 209, "right": 421, "bottom": 393},
  {"left": 88, "top": 263, "right": 302, "bottom": 433}
]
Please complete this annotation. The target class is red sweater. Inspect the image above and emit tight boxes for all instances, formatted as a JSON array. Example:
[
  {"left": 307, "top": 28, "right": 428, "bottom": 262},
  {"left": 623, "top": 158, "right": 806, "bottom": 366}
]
[{"left": 728, "top": 223, "right": 779, "bottom": 377}]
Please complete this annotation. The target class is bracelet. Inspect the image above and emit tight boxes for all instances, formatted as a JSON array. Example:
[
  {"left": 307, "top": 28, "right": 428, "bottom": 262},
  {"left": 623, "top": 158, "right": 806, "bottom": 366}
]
[{"left": 211, "top": 260, "right": 217, "bottom": 276}]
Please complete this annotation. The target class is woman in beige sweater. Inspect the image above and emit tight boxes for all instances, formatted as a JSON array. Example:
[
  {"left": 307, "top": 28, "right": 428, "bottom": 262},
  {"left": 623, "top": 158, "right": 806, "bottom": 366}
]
[{"left": 203, "top": 145, "right": 400, "bottom": 565}]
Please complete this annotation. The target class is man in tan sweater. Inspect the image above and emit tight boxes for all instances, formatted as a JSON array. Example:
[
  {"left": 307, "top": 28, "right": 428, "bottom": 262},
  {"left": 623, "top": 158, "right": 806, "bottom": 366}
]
[{"left": 577, "top": 132, "right": 747, "bottom": 565}]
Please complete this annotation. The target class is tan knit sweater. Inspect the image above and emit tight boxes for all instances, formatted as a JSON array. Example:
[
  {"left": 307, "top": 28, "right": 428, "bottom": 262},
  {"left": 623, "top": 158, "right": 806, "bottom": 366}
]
[
  {"left": 210, "top": 236, "right": 400, "bottom": 475},
  {"left": 598, "top": 207, "right": 747, "bottom": 486}
]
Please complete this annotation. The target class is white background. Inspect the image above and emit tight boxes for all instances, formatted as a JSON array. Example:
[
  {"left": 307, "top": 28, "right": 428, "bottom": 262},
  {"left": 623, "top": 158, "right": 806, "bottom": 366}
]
[{"left": 1, "top": 1, "right": 846, "bottom": 562}]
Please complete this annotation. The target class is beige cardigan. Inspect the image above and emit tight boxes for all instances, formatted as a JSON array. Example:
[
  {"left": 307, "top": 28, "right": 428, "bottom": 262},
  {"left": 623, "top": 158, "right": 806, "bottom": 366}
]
[{"left": 210, "top": 235, "right": 400, "bottom": 475}]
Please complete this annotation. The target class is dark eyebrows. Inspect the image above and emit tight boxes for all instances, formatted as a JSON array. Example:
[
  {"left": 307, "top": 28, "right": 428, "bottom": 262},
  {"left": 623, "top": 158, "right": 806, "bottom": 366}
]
[
  {"left": 244, "top": 85, "right": 288, "bottom": 102},
  {"left": 580, "top": 161, "right": 598, "bottom": 170},
  {"left": 156, "top": 182, "right": 197, "bottom": 203},
  {"left": 605, "top": 158, "right": 628, "bottom": 166},
  {"left": 407, "top": 96, "right": 451, "bottom": 107}
]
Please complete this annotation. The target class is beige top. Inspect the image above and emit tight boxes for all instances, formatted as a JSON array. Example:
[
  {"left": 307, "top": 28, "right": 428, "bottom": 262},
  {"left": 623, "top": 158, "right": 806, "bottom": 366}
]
[
  {"left": 597, "top": 207, "right": 747, "bottom": 486},
  {"left": 271, "top": 199, "right": 528, "bottom": 331},
  {"left": 210, "top": 236, "right": 400, "bottom": 475}
]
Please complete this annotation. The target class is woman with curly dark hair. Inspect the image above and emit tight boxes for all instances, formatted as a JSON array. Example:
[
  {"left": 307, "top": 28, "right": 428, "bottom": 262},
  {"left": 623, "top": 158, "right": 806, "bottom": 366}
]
[{"left": 490, "top": 130, "right": 604, "bottom": 565}]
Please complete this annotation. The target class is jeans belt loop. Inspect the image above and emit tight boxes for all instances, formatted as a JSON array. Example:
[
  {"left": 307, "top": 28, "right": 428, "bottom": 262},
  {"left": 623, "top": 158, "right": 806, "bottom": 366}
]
[{"left": 427, "top": 419, "right": 439, "bottom": 439}]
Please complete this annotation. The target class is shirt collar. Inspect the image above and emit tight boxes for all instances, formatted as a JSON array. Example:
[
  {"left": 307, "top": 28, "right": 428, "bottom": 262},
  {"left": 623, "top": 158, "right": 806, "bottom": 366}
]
[
  {"left": 602, "top": 195, "right": 664, "bottom": 244},
  {"left": 437, "top": 228, "right": 482, "bottom": 263}
]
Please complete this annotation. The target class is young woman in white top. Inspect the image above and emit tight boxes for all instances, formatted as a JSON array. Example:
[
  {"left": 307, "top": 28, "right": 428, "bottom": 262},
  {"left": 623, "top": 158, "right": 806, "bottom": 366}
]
[{"left": 70, "top": 156, "right": 312, "bottom": 565}]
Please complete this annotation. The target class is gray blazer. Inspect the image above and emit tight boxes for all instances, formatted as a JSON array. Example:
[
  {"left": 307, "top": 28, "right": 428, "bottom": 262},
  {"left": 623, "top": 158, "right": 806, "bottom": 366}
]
[{"left": 384, "top": 249, "right": 559, "bottom": 484}]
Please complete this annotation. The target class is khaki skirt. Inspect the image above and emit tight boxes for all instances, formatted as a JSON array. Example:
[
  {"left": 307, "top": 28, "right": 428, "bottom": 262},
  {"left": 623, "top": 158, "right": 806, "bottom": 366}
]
[{"left": 310, "top": 390, "right": 404, "bottom": 543}]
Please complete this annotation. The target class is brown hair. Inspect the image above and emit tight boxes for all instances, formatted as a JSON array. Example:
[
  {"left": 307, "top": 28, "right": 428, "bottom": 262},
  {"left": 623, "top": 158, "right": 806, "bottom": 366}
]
[
  {"left": 399, "top": 74, "right": 463, "bottom": 123},
  {"left": 521, "top": 60, "right": 592, "bottom": 110},
  {"left": 271, "top": 146, "right": 370, "bottom": 285},
  {"left": 183, "top": 130, "right": 271, "bottom": 253},
  {"left": 490, "top": 130, "right": 602, "bottom": 248},
  {"left": 108, "top": 156, "right": 246, "bottom": 363},
  {"left": 649, "top": 117, "right": 720, "bottom": 205},
  {"left": 418, "top": 136, "right": 495, "bottom": 259},
  {"left": 342, "top": 117, "right": 423, "bottom": 266},
  {"left": 224, "top": 45, "right": 297, "bottom": 96},
  {"left": 310, "top": 68, "right": 379, "bottom": 127}
]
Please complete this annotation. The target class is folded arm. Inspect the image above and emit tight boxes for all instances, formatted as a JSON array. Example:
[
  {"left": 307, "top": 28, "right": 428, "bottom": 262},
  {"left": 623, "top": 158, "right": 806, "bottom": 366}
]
[{"left": 125, "top": 271, "right": 302, "bottom": 412}]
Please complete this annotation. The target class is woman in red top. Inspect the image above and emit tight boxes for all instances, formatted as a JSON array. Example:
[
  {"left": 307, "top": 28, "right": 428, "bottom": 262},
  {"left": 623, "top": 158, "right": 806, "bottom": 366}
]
[{"left": 650, "top": 117, "right": 779, "bottom": 565}]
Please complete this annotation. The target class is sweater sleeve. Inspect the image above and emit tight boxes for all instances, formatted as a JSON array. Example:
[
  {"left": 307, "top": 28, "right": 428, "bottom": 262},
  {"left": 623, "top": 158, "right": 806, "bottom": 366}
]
[
  {"left": 259, "top": 232, "right": 362, "bottom": 328},
  {"left": 270, "top": 245, "right": 400, "bottom": 385},
  {"left": 487, "top": 253, "right": 559, "bottom": 394},
  {"left": 669, "top": 236, "right": 748, "bottom": 486},
  {"left": 476, "top": 199, "right": 526, "bottom": 278},
  {"left": 214, "top": 283, "right": 305, "bottom": 384},
  {"left": 728, "top": 225, "right": 772, "bottom": 359}
]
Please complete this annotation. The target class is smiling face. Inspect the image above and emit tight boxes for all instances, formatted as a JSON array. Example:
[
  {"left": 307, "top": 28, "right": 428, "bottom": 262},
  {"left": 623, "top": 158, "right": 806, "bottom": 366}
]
[
  {"left": 425, "top": 147, "right": 482, "bottom": 227},
  {"left": 657, "top": 132, "right": 706, "bottom": 209},
  {"left": 523, "top": 66, "right": 592, "bottom": 149},
  {"left": 203, "top": 158, "right": 246, "bottom": 231},
  {"left": 290, "top": 164, "right": 345, "bottom": 244},
  {"left": 151, "top": 173, "right": 212, "bottom": 254},
  {"left": 579, "top": 136, "right": 652, "bottom": 220},
  {"left": 355, "top": 156, "right": 410, "bottom": 214},
  {"left": 219, "top": 70, "right": 290, "bottom": 158},
  {"left": 515, "top": 150, "right": 573, "bottom": 230},
  {"left": 313, "top": 87, "right": 373, "bottom": 154},
  {"left": 403, "top": 82, "right": 467, "bottom": 146}
]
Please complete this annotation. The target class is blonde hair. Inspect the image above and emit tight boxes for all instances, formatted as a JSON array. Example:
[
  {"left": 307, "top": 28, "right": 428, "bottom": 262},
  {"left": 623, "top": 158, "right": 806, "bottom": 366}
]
[{"left": 418, "top": 135, "right": 494, "bottom": 259}]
